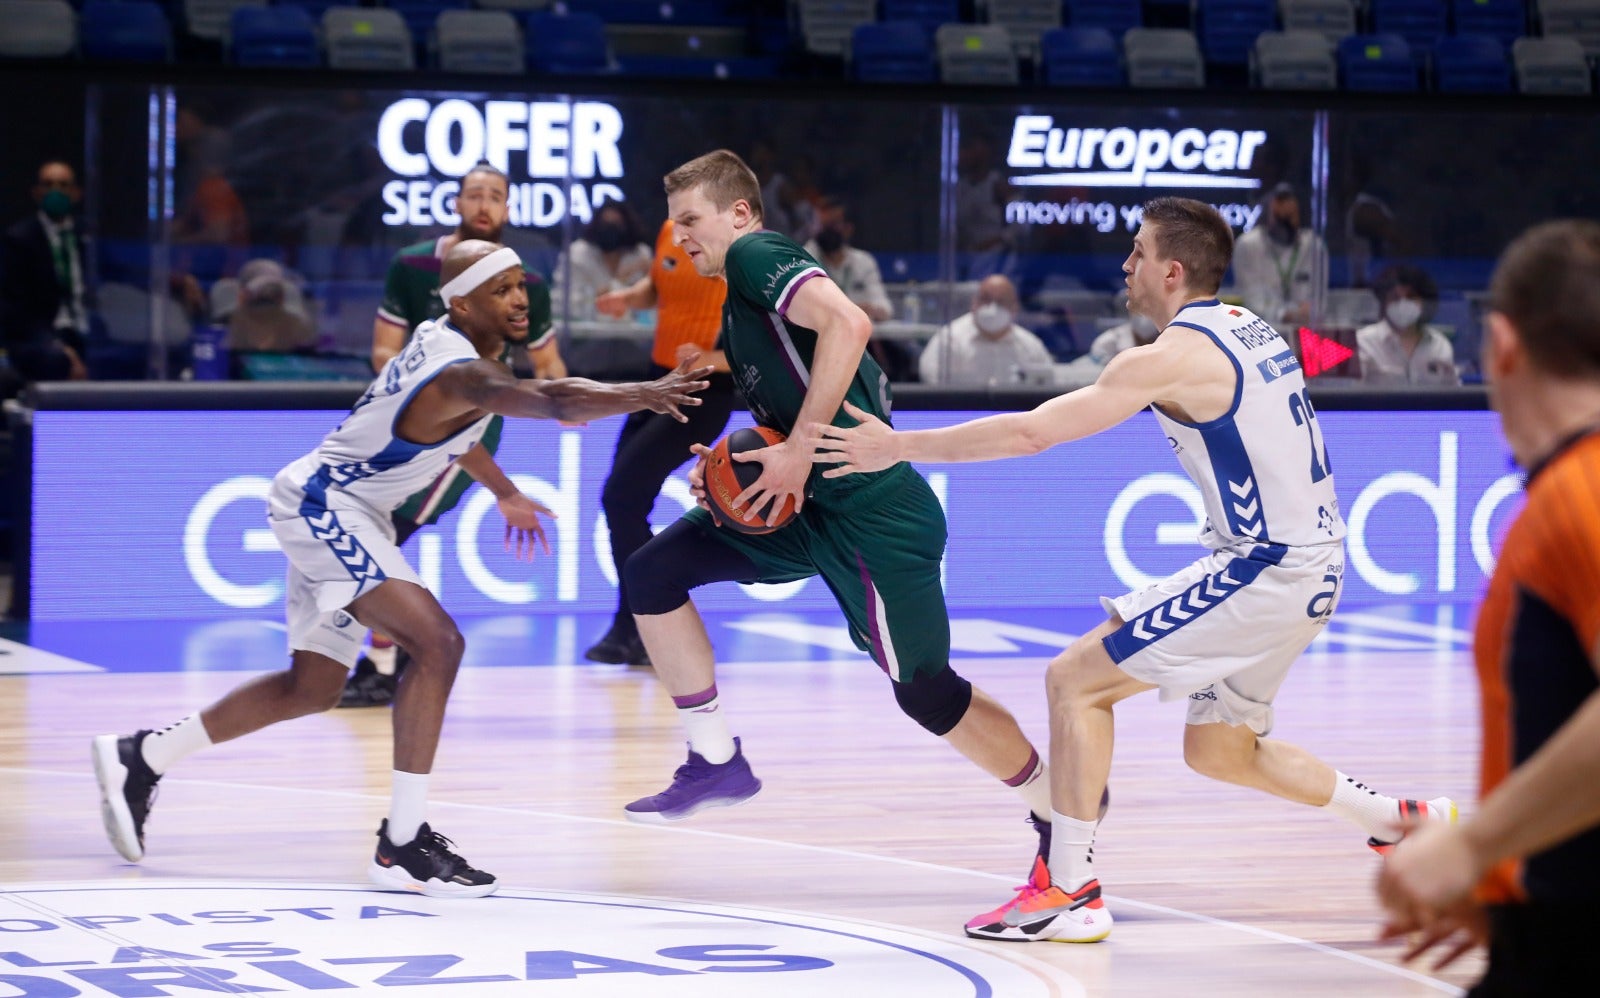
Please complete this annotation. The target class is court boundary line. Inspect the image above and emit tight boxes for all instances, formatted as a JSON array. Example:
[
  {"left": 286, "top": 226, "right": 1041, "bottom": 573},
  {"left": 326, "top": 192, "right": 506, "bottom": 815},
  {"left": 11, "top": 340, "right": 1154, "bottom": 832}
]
[{"left": 4, "top": 765, "right": 1461, "bottom": 995}]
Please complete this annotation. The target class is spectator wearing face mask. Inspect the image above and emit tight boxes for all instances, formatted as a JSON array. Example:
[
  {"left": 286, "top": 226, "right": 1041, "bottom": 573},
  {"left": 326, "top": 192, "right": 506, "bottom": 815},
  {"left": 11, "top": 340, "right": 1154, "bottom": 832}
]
[
  {"left": 1089, "top": 290, "right": 1162, "bottom": 365},
  {"left": 1356, "top": 264, "right": 1459, "bottom": 387},
  {"left": 918, "top": 274, "right": 1053, "bottom": 386},
  {"left": 804, "top": 199, "right": 891, "bottom": 321},
  {"left": 554, "top": 200, "right": 653, "bottom": 319},
  {"left": 1231, "top": 182, "right": 1328, "bottom": 335},
  {"left": 1, "top": 160, "right": 96, "bottom": 381},
  {"left": 805, "top": 198, "right": 911, "bottom": 379}
]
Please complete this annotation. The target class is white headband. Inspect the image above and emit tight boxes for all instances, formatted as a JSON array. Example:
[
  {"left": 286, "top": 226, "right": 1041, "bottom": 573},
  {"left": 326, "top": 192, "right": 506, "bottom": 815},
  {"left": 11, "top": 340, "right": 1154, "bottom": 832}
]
[{"left": 439, "top": 247, "right": 523, "bottom": 306}]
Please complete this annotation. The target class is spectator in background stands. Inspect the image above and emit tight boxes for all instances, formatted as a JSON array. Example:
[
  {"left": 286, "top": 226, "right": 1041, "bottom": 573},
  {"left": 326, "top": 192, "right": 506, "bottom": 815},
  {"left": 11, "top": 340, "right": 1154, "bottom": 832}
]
[
  {"left": 212, "top": 259, "right": 316, "bottom": 355},
  {"left": 919, "top": 275, "right": 1053, "bottom": 386},
  {"left": 1089, "top": 289, "right": 1162, "bottom": 366},
  {"left": 804, "top": 198, "right": 912, "bottom": 381},
  {"left": 0, "top": 160, "right": 95, "bottom": 381},
  {"left": 1357, "top": 264, "right": 1460, "bottom": 387},
  {"left": 1232, "top": 182, "right": 1328, "bottom": 335},
  {"left": 954, "top": 130, "right": 1014, "bottom": 281},
  {"left": 553, "top": 200, "right": 653, "bottom": 319}
]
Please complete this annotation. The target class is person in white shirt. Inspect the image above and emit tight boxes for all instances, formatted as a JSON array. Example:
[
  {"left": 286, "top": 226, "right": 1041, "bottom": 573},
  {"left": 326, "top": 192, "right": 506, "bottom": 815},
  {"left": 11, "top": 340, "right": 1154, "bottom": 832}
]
[
  {"left": 804, "top": 199, "right": 892, "bottom": 321},
  {"left": 1231, "top": 183, "right": 1328, "bottom": 334},
  {"left": 919, "top": 275, "right": 1053, "bottom": 386},
  {"left": 1089, "top": 290, "right": 1161, "bottom": 366},
  {"left": 1356, "top": 264, "right": 1460, "bottom": 387},
  {"left": 553, "top": 200, "right": 654, "bottom": 317}
]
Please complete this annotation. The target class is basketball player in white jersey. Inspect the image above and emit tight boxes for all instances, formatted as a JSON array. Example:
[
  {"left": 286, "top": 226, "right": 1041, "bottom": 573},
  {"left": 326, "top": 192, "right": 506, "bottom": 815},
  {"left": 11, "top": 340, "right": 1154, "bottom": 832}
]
[
  {"left": 813, "top": 198, "right": 1454, "bottom": 942},
  {"left": 92, "top": 240, "right": 711, "bottom": 897}
]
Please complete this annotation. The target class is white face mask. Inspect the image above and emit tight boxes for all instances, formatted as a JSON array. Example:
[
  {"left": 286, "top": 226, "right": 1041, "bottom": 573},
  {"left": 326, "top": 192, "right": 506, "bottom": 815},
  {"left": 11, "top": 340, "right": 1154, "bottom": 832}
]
[
  {"left": 1386, "top": 298, "right": 1424, "bottom": 330},
  {"left": 973, "top": 302, "right": 1013, "bottom": 334}
]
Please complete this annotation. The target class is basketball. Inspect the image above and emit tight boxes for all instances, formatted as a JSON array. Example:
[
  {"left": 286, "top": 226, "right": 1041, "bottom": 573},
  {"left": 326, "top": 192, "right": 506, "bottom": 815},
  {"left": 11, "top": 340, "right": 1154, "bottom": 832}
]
[{"left": 701, "top": 426, "right": 798, "bottom": 534}]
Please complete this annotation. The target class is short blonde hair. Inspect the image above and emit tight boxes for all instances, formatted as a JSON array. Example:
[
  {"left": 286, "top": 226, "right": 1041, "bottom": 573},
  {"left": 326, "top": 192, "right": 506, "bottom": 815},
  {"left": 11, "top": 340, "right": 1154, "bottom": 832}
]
[{"left": 664, "top": 149, "right": 764, "bottom": 222}]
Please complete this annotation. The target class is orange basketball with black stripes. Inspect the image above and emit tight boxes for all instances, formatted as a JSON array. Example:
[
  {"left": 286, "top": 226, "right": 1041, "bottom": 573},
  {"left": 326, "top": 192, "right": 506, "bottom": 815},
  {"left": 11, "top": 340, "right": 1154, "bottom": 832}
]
[{"left": 701, "top": 427, "right": 797, "bottom": 535}]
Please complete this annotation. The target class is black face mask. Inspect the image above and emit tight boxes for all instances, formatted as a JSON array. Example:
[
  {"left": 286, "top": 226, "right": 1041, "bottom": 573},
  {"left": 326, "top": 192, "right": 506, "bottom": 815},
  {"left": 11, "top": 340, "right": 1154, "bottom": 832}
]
[
  {"left": 815, "top": 227, "right": 846, "bottom": 254},
  {"left": 1267, "top": 218, "right": 1297, "bottom": 246},
  {"left": 591, "top": 223, "right": 628, "bottom": 252}
]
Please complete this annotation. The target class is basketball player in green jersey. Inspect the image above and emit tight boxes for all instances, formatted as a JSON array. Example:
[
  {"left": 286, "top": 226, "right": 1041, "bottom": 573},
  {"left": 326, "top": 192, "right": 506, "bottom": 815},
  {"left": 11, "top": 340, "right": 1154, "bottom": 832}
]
[
  {"left": 343, "top": 161, "right": 566, "bottom": 706},
  {"left": 620, "top": 151, "right": 1055, "bottom": 860}
]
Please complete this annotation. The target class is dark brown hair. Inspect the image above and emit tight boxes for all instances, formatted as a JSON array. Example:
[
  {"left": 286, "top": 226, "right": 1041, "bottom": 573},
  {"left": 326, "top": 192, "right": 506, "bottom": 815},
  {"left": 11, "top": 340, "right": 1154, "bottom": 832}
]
[
  {"left": 1490, "top": 219, "right": 1600, "bottom": 376},
  {"left": 664, "top": 149, "right": 764, "bottom": 221},
  {"left": 1140, "top": 197, "right": 1234, "bottom": 295}
]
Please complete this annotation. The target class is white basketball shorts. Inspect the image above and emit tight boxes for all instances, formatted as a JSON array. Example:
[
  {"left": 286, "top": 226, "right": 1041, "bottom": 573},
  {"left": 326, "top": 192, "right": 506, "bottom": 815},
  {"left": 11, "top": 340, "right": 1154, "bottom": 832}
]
[
  {"left": 268, "top": 493, "right": 422, "bottom": 668},
  {"left": 1099, "top": 541, "right": 1344, "bottom": 736}
]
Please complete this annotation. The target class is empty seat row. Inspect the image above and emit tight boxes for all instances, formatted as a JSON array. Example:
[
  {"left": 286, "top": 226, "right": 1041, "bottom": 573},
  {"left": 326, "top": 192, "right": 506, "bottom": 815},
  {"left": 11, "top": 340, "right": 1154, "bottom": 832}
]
[{"left": 848, "top": 19, "right": 1593, "bottom": 94}]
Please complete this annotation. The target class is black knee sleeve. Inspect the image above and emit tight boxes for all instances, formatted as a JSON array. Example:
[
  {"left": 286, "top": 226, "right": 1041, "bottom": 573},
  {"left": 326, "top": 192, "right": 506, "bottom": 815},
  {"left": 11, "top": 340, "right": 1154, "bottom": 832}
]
[
  {"left": 624, "top": 517, "right": 760, "bottom": 616},
  {"left": 892, "top": 665, "right": 974, "bottom": 736}
]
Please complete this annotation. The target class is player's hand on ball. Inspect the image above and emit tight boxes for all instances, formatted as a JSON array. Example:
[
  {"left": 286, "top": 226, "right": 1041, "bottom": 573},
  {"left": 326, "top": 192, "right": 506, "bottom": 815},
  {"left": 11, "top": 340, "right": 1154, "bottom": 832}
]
[
  {"left": 499, "top": 494, "right": 555, "bottom": 561},
  {"left": 687, "top": 443, "right": 715, "bottom": 516},
  {"left": 732, "top": 430, "right": 809, "bottom": 525},
  {"left": 814, "top": 401, "right": 900, "bottom": 477}
]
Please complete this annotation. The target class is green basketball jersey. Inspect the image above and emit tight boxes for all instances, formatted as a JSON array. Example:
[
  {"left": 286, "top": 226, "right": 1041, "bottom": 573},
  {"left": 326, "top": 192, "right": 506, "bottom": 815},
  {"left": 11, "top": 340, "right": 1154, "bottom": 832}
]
[
  {"left": 378, "top": 237, "right": 554, "bottom": 349},
  {"left": 722, "top": 230, "right": 898, "bottom": 503}
]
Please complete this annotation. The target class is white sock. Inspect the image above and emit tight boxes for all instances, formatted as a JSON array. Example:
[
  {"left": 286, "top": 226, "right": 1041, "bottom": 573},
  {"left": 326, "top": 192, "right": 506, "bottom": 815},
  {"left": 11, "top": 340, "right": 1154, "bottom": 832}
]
[
  {"left": 1047, "top": 811, "right": 1098, "bottom": 890},
  {"left": 387, "top": 770, "right": 429, "bottom": 846},
  {"left": 366, "top": 643, "right": 398, "bottom": 676},
  {"left": 673, "top": 685, "right": 735, "bottom": 765},
  {"left": 1004, "top": 749, "right": 1052, "bottom": 821},
  {"left": 1324, "top": 771, "right": 1404, "bottom": 841},
  {"left": 139, "top": 715, "right": 213, "bottom": 776}
]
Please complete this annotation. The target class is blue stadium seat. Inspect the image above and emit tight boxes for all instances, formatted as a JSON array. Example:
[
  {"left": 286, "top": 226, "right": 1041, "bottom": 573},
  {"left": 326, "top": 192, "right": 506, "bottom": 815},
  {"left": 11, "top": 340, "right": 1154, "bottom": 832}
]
[
  {"left": 1338, "top": 32, "right": 1419, "bottom": 88},
  {"left": 851, "top": 21, "right": 936, "bottom": 81},
  {"left": 880, "top": 0, "right": 960, "bottom": 36},
  {"left": 614, "top": 55, "right": 781, "bottom": 78},
  {"left": 1066, "top": 0, "right": 1143, "bottom": 36},
  {"left": 276, "top": 0, "right": 343, "bottom": 21},
  {"left": 81, "top": 0, "right": 173, "bottom": 62},
  {"left": 1371, "top": 0, "right": 1448, "bottom": 56},
  {"left": 385, "top": 0, "right": 467, "bottom": 46},
  {"left": 1040, "top": 26, "right": 1123, "bottom": 85},
  {"left": 1450, "top": 0, "right": 1527, "bottom": 47},
  {"left": 526, "top": 11, "right": 616, "bottom": 74},
  {"left": 229, "top": 6, "right": 319, "bottom": 66},
  {"left": 1433, "top": 32, "right": 1512, "bottom": 89},
  {"left": 584, "top": 1, "right": 742, "bottom": 25},
  {"left": 1195, "top": 0, "right": 1276, "bottom": 65}
]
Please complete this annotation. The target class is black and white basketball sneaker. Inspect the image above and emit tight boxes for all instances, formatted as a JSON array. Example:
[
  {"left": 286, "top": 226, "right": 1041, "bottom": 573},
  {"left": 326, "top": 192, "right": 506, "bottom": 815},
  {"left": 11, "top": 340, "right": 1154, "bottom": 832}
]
[
  {"left": 91, "top": 731, "right": 160, "bottom": 862},
  {"left": 369, "top": 821, "right": 498, "bottom": 898}
]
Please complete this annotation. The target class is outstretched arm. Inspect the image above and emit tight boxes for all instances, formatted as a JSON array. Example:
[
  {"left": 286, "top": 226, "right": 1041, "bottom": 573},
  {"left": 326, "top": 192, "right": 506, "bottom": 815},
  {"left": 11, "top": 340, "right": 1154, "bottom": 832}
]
[
  {"left": 436, "top": 355, "right": 712, "bottom": 425},
  {"left": 814, "top": 340, "right": 1188, "bottom": 474}
]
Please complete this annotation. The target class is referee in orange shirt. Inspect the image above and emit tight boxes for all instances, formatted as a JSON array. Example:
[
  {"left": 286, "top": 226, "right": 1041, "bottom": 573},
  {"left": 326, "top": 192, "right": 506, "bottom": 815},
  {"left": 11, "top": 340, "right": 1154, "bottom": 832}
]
[{"left": 586, "top": 219, "right": 737, "bottom": 666}]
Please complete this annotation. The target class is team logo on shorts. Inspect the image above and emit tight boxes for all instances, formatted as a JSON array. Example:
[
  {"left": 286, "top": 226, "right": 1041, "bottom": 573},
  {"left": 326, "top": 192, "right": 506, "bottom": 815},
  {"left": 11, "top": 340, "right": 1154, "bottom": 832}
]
[{"left": 332, "top": 611, "right": 355, "bottom": 628}]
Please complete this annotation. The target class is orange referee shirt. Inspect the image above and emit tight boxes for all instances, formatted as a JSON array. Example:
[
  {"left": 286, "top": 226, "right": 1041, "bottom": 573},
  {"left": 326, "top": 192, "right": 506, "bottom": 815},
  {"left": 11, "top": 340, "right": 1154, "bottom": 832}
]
[
  {"left": 648, "top": 220, "right": 726, "bottom": 370},
  {"left": 1473, "top": 430, "right": 1600, "bottom": 904}
]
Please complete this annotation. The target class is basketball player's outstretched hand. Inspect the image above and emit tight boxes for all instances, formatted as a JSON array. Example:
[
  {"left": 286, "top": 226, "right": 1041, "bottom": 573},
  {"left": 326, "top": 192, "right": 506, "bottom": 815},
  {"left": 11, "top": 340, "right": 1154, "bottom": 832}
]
[
  {"left": 731, "top": 425, "right": 812, "bottom": 525},
  {"left": 640, "top": 358, "right": 715, "bottom": 422},
  {"left": 814, "top": 401, "right": 899, "bottom": 477},
  {"left": 1375, "top": 822, "right": 1488, "bottom": 969},
  {"left": 499, "top": 494, "right": 555, "bottom": 561}
]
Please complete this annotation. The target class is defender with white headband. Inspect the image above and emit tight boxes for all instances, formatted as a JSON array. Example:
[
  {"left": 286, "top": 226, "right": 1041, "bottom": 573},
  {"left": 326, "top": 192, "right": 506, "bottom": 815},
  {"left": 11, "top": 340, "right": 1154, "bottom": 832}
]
[{"left": 93, "top": 239, "right": 713, "bottom": 903}]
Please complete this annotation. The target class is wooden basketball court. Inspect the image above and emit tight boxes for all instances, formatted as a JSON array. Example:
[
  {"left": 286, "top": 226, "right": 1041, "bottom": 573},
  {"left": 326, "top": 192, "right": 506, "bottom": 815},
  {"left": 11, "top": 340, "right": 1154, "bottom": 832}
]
[{"left": 0, "top": 616, "right": 1479, "bottom": 996}]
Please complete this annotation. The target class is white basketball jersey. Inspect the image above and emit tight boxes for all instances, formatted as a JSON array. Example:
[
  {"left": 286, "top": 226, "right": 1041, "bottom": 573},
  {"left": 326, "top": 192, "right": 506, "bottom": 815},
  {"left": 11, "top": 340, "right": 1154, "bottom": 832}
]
[
  {"left": 270, "top": 318, "right": 491, "bottom": 520},
  {"left": 1154, "top": 299, "right": 1346, "bottom": 551}
]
